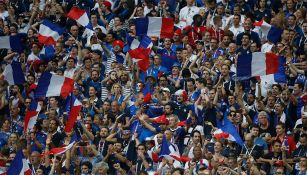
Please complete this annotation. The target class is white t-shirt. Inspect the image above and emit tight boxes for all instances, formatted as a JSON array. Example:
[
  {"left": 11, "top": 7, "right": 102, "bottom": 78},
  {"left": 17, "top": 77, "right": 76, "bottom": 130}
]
[
  {"left": 179, "top": 6, "right": 200, "bottom": 27},
  {"left": 0, "top": 11, "right": 8, "bottom": 21}
]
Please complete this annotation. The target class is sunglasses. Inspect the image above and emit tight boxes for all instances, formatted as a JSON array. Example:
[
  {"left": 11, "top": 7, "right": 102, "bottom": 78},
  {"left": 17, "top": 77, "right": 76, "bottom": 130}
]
[{"left": 229, "top": 113, "right": 236, "bottom": 117}]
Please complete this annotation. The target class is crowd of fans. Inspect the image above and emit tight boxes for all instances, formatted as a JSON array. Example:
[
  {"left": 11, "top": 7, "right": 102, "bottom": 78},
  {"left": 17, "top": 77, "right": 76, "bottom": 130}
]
[{"left": 0, "top": 0, "right": 306, "bottom": 174}]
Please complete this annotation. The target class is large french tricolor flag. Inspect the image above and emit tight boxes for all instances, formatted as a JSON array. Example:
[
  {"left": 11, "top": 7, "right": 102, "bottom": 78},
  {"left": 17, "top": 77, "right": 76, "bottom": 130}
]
[
  {"left": 24, "top": 100, "right": 41, "bottom": 133},
  {"left": 6, "top": 151, "right": 32, "bottom": 175},
  {"left": 34, "top": 72, "right": 74, "bottom": 98},
  {"left": 236, "top": 52, "right": 285, "bottom": 79},
  {"left": 0, "top": 35, "right": 23, "bottom": 53},
  {"left": 159, "top": 135, "right": 191, "bottom": 162},
  {"left": 38, "top": 20, "right": 65, "bottom": 45},
  {"left": 2, "top": 61, "right": 25, "bottom": 85},
  {"left": 214, "top": 123, "right": 244, "bottom": 146},
  {"left": 64, "top": 94, "right": 82, "bottom": 133},
  {"left": 127, "top": 35, "right": 153, "bottom": 50},
  {"left": 67, "top": 7, "right": 92, "bottom": 30},
  {"left": 254, "top": 20, "right": 283, "bottom": 44},
  {"left": 135, "top": 17, "right": 174, "bottom": 38}
]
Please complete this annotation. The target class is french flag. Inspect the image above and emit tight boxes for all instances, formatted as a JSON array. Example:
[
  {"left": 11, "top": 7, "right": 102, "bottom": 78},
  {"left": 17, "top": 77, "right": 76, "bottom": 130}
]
[
  {"left": 0, "top": 35, "right": 23, "bottom": 53},
  {"left": 64, "top": 94, "right": 82, "bottom": 133},
  {"left": 42, "top": 141, "right": 75, "bottom": 156},
  {"left": 236, "top": 52, "right": 285, "bottom": 79},
  {"left": 38, "top": 20, "right": 65, "bottom": 45},
  {"left": 127, "top": 35, "right": 153, "bottom": 50},
  {"left": 254, "top": 20, "right": 283, "bottom": 44},
  {"left": 214, "top": 123, "right": 244, "bottom": 146},
  {"left": 129, "top": 48, "right": 151, "bottom": 72},
  {"left": 6, "top": 151, "right": 32, "bottom": 175},
  {"left": 67, "top": 7, "right": 92, "bottom": 30},
  {"left": 34, "top": 72, "right": 74, "bottom": 98},
  {"left": 24, "top": 100, "right": 41, "bottom": 133},
  {"left": 135, "top": 17, "right": 174, "bottom": 38},
  {"left": 2, "top": 61, "right": 25, "bottom": 85},
  {"left": 159, "top": 135, "right": 191, "bottom": 162}
]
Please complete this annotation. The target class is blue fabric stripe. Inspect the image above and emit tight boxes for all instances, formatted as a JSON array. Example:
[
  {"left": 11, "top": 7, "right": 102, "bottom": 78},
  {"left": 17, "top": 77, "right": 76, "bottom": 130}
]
[
  {"left": 135, "top": 18, "right": 149, "bottom": 36},
  {"left": 42, "top": 19, "right": 65, "bottom": 35},
  {"left": 267, "top": 26, "right": 283, "bottom": 44},
  {"left": 221, "top": 123, "right": 244, "bottom": 146},
  {"left": 7, "top": 151, "right": 24, "bottom": 175},
  {"left": 237, "top": 53, "right": 252, "bottom": 78},
  {"left": 29, "top": 100, "right": 39, "bottom": 111},
  {"left": 34, "top": 72, "right": 52, "bottom": 98},
  {"left": 11, "top": 61, "right": 25, "bottom": 85},
  {"left": 9, "top": 35, "right": 23, "bottom": 53},
  {"left": 274, "top": 56, "right": 286, "bottom": 83},
  {"left": 40, "top": 45, "right": 55, "bottom": 62},
  {"left": 139, "top": 35, "right": 152, "bottom": 48}
]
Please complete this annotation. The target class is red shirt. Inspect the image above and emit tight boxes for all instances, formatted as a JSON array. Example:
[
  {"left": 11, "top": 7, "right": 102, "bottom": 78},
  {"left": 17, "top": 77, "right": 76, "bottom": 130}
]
[{"left": 183, "top": 25, "right": 207, "bottom": 47}]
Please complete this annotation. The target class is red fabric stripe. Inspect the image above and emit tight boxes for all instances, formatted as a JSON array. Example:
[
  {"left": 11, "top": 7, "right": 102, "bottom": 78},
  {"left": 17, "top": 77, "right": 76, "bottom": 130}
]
[
  {"left": 60, "top": 77, "right": 74, "bottom": 98},
  {"left": 128, "top": 48, "right": 150, "bottom": 72},
  {"left": 143, "top": 93, "right": 151, "bottom": 103},
  {"left": 64, "top": 105, "right": 81, "bottom": 133},
  {"left": 265, "top": 52, "right": 279, "bottom": 75},
  {"left": 24, "top": 111, "right": 38, "bottom": 133},
  {"left": 170, "top": 155, "right": 191, "bottom": 162},
  {"left": 24, "top": 169, "right": 32, "bottom": 175},
  {"left": 37, "top": 34, "right": 56, "bottom": 45},
  {"left": 253, "top": 20, "right": 264, "bottom": 27},
  {"left": 152, "top": 152, "right": 159, "bottom": 163},
  {"left": 160, "top": 18, "right": 174, "bottom": 38},
  {"left": 67, "top": 7, "right": 85, "bottom": 20}
]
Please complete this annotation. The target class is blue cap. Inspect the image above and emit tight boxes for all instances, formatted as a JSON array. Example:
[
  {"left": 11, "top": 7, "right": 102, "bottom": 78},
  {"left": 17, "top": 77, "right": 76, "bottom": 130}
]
[{"left": 172, "top": 62, "right": 181, "bottom": 68}]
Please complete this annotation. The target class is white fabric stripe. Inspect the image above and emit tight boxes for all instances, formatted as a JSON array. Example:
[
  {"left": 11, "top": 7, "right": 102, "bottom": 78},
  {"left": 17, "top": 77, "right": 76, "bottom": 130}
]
[
  {"left": 260, "top": 21, "right": 271, "bottom": 40},
  {"left": 147, "top": 17, "right": 162, "bottom": 37},
  {"left": 130, "top": 39, "right": 140, "bottom": 50},
  {"left": 27, "top": 115, "right": 38, "bottom": 132},
  {"left": 260, "top": 74, "right": 275, "bottom": 84},
  {"left": 73, "top": 98, "right": 82, "bottom": 106},
  {"left": 251, "top": 52, "right": 266, "bottom": 76},
  {"left": 147, "top": 42, "right": 153, "bottom": 48},
  {"left": 21, "top": 159, "right": 30, "bottom": 175},
  {"left": 76, "top": 13, "right": 90, "bottom": 27},
  {"left": 0, "top": 36, "right": 11, "bottom": 49},
  {"left": 3, "top": 64, "right": 14, "bottom": 85},
  {"left": 39, "top": 24, "right": 61, "bottom": 41},
  {"left": 46, "top": 75, "right": 65, "bottom": 96},
  {"left": 55, "top": 141, "right": 75, "bottom": 155}
]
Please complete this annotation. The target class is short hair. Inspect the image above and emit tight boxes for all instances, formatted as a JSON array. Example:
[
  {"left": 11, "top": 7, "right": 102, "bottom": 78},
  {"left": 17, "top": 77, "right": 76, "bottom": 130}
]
[
  {"left": 168, "top": 114, "right": 179, "bottom": 121},
  {"left": 186, "top": 78, "right": 195, "bottom": 84},
  {"left": 251, "top": 124, "right": 259, "bottom": 130},
  {"left": 272, "top": 139, "right": 282, "bottom": 146},
  {"left": 276, "top": 122, "right": 286, "bottom": 129},
  {"left": 196, "top": 78, "right": 206, "bottom": 86},
  {"left": 81, "top": 161, "right": 93, "bottom": 171},
  {"left": 242, "top": 32, "right": 251, "bottom": 40},
  {"left": 258, "top": 111, "right": 268, "bottom": 118}
]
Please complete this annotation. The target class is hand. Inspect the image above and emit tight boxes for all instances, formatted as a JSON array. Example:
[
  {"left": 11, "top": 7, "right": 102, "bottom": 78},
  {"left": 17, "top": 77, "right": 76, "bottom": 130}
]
[
  {"left": 190, "top": 161, "right": 196, "bottom": 169},
  {"left": 64, "top": 137, "right": 71, "bottom": 146},
  {"left": 107, "top": 145, "right": 114, "bottom": 155},
  {"left": 113, "top": 163, "right": 121, "bottom": 170},
  {"left": 46, "top": 134, "right": 52, "bottom": 145},
  {"left": 269, "top": 159, "right": 276, "bottom": 166},
  {"left": 138, "top": 152, "right": 145, "bottom": 159}
]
